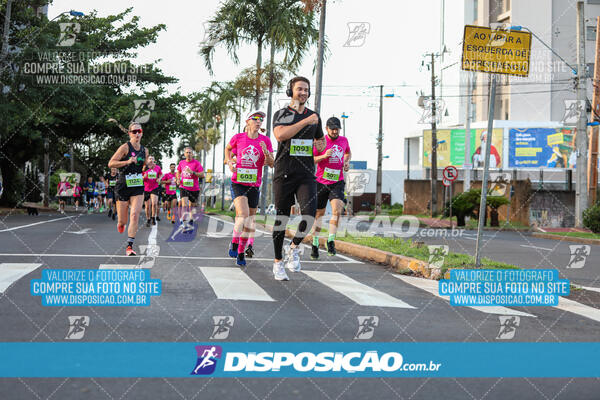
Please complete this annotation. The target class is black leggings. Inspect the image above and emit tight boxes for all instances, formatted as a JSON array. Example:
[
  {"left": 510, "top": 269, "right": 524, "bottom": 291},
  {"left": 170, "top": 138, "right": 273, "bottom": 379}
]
[{"left": 272, "top": 176, "right": 317, "bottom": 260}]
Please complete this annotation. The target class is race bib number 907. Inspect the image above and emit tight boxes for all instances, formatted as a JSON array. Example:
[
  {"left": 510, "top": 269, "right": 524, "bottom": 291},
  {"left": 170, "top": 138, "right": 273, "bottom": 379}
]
[{"left": 323, "top": 168, "right": 341, "bottom": 182}]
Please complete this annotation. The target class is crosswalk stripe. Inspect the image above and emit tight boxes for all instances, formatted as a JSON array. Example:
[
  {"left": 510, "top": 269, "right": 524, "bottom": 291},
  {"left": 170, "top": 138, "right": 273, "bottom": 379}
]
[
  {"left": 303, "top": 270, "right": 415, "bottom": 308},
  {"left": 0, "top": 263, "right": 42, "bottom": 293},
  {"left": 99, "top": 264, "right": 141, "bottom": 269},
  {"left": 393, "top": 275, "right": 536, "bottom": 317},
  {"left": 199, "top": 267, "right": 275, "bottom": 302},
  {"left": 573, "top": 285, "right": 600, "bottom": 294},
  {"left": 554, "top": 297, "right": 600, "bottom": 323}
]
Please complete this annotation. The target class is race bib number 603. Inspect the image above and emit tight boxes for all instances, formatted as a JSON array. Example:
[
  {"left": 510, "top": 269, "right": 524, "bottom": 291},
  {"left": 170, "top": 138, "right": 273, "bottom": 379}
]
[{"left": 237, "top": 168, "right": 258, "bottom": 183}]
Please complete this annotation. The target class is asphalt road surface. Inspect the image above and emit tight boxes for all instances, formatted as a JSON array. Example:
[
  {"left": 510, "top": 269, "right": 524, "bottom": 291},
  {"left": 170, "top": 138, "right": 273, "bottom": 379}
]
[{"left": 1, "top": 211, "right": 600, "bottom": 399}]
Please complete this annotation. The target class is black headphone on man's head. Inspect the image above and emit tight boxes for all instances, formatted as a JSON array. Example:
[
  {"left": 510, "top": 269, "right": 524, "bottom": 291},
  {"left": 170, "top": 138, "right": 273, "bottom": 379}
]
[{"left": 286, "top": 76, "right": 311, "bottom": 98}]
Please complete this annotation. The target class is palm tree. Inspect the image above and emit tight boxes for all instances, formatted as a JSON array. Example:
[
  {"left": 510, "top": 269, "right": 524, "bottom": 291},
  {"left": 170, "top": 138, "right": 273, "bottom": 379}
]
[
  {"left": 205, "top": 82, "right": 239, "bottom": 210},
  {"left": 301, "top": 0, "right": 328, "bottom": 113},
  {"left": 199, "top": 0, "right": 319, "bottom": 110}
]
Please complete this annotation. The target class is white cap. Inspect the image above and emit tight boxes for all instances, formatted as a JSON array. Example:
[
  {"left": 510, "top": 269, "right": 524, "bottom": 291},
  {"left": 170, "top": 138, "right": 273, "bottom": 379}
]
[{"left": 246, "top": 110, "right": 266, "bottom": 120}]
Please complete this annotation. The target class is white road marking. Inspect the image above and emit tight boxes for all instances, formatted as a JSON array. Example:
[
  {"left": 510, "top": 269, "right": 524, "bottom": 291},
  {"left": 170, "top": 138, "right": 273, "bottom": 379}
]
[
  {"left": 0, "top": 216, "right": 72, "bottom": 233},
  {"left": 393, "top": 274, "right": 536, "bottom": 317},
  {"left": 64, "top": 228, "right": 94, "bottom": 235},
  {"left": 99, "top": 264, "right": 141, "bottom": 270},
  {"left": 0, "top": 253, "right": 358, "bottom": 263},
  {"left": 573, "top": 285, "right": 600, "bottom": 293},
  {"left": 199, "top": 266, "right": 275, "bottom": 302},
  {"left": 208, "top": 215, "right": 362, "bottom": 264},
  {"left": 0, "top": 263, "right": 42, "bottom": 293},
  {"left": 554, "top": 297, "right": 600, "bottom": 323},
  {"left": 303, "top": 270, "right": 415, "bottom": 308},
  {"left": 101, "top": 224, "right": 159, "bottom": 269},
  {"left": 520, "top": 245, "right": 552, "bottom": 251}
]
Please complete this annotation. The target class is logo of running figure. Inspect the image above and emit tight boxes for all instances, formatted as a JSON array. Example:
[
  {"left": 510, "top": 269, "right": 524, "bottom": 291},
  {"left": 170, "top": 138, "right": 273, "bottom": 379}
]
[
  {"left": 200, "top": 22, "right": 224, "bottom": 47},
  {"left": 344, "top": 22, "right": 371, "bottom": 47},
  {"left": 427, "top": 245, "right": 448, "bottom": 269},
  {"left": 489, "top": 173, "right": 511, "bottom": 196},
  {"left": 329, "top": 144, "right": 344, "bottom": 163},
  {"left": 487, "top": 23, "right": 511, "bottom": 47},
  {"left": 346, "top": 172, "right": 370, "bottom": 196},
  {"left": 240, "top": 145, "right": 260, "bottom": 167},
  {"left": 354, "top": 316, "right": 379, "bottom": 339},
  {"left": 57, "top": 22, "right": 80, "bottom": 47},
  {"left": 191, "top": 345, "right": 222, "bottom": 375},
  {"left": 562, "top": 100, "right": 585, "bottom": 125},
  {"left": 65, "top": 316, "right": 89, "bottom": 340},
  {"left": 418, "top": 99, "right": 445, "bottom": 124},
  {"left": 566, "top": 245, "right": 591, "bottom": 269},
  {"left": 132, "top": 99, "right": 155, "bottom": 124},
  {"left": 210, "top": 316, "right": 234, "bottom": 340},
  {"left": 496, "top": 316, "right": 520, "bottom": 340}
]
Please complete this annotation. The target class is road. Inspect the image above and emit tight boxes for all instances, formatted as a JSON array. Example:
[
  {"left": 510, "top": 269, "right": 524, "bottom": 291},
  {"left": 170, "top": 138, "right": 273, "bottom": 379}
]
[{"left": 0, "top": 211, "right": 600, "bottom": 399}]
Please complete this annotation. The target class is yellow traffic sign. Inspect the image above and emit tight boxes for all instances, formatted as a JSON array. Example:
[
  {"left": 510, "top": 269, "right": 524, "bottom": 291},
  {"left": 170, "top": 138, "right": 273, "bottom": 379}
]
[{"left": 461, "top": 25, "right": 531, "bottom": 77}]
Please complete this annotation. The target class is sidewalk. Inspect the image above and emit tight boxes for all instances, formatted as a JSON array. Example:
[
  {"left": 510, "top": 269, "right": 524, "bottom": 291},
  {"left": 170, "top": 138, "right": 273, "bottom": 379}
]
[
  {"left": 417, "top": 217, "right": 456, "bottom": 229},
  {"left": 537, "top": 227, "right": 592, "bottom": 233}
]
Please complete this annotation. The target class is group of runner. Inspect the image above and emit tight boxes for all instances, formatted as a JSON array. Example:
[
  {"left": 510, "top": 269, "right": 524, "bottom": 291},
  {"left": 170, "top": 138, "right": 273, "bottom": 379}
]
[
  {"left": 108, "top": 76, "right": 351, "bottom": 281},
  {"left": 225, "top": 76, "right": 351, "bottom": 279},
  {"left": 108, "top": 123, "right": 205, "bottom": 256}
]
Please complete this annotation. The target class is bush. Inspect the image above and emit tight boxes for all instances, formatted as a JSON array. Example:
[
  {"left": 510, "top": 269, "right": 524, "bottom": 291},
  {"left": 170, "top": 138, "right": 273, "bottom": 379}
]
[
  {"left": 445, "top": 188, "right": 481, "bottom": 226},
  {"left": 583, "top": 202, "right": 600, "bottom": 233},
  {"left": 486, "top": 196, "right": 509, "bottom": 210}
]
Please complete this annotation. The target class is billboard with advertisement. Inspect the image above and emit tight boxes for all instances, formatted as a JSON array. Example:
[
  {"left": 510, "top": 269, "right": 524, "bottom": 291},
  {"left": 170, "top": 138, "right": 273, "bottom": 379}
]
[
  {"left": 508, "top": 128, "right": 576, "bottom": 168},
  {"left": 423, "top": 128, "right": 503, "bottom": 168}
]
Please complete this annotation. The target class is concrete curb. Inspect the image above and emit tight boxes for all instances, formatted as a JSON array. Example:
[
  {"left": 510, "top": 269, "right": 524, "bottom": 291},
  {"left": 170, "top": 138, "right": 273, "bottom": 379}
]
[
  {"left": 254, "top": 221, "right": 441, "bottom": 279},
  {"left": 532, "top": 232, "right": 600, "bottom": 246}
]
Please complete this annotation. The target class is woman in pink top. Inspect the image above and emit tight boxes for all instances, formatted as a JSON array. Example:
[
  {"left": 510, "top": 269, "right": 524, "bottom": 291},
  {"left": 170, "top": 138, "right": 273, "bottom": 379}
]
[
  {"left": 176, "top": 147, "right": 205, "bottom": 230},
  {"left": 161, "top": 163, "right": 178, "bottom": 224},
  {"left": 143, "top": 155, "right": 162, "bottom": 226},
  {"left": 224, "top": 110, "right": 274, "bottom": 266},
  {"left": 57, "top": 180, "right": 71, "bottom": 213}
]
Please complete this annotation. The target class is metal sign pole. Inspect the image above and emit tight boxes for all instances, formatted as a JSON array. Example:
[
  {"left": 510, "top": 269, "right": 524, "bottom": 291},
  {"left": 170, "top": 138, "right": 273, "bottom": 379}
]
[{"left": 474, "top": 74, "right": 497, "bottom": 268}]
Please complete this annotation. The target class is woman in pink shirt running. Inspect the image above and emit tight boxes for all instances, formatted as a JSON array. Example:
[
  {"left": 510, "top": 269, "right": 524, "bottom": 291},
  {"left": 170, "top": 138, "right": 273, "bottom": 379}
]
[{"left": 224, "top": 110, "right": 274, "bottom": 266}]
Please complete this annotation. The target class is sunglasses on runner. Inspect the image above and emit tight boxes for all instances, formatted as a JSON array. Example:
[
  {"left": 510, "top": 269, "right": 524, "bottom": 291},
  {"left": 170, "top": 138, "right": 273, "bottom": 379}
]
[
  {"left": 250, "top": 116, "right": 264, "bottom": 121},
  {"left": 129, "top": 129, "right": 143, "bottom": 134}
]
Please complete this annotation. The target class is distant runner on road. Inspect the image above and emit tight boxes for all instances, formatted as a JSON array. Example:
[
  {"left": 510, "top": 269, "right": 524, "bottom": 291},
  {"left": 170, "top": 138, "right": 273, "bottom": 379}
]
[
  {"left": 176, "top": 147, "right": 204, "bottom": 231},
  {"left": 108, "top": 122, "right": 148, "bottom": 256}
]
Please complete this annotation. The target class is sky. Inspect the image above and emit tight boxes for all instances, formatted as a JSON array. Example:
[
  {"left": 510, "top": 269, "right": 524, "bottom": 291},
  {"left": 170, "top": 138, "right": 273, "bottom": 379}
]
[{"left": 48, "top": 0, "right": 465, "bottom": 172}]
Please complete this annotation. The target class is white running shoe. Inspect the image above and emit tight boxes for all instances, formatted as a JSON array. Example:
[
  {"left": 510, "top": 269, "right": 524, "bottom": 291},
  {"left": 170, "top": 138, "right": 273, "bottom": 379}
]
[
  {"left": 273, "top": 261, "right": 289, "bottom": 281},
  {"left": 285, "top": 245, "right": 301, "bottom": 272}
]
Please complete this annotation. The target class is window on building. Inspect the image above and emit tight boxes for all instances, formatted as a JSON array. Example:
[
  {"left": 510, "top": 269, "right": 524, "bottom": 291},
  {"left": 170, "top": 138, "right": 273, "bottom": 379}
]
[
  {"left": 473, "top": 0, "right": 478, "bottom": 23},
  {"left": 503, "top": 0, "right": 511, "bottom": 13},
  {"left": 588, "top": 0, "right": 600, "bottom": 5},
  {"left": 587, "top": 25, "right": 597, "bottom": 40}
]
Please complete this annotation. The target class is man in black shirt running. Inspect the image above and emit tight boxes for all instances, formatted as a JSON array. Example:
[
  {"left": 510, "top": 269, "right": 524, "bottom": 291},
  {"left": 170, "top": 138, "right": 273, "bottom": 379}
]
[{"left": 271, "top": 76, "right": 326, "bottom": 281}]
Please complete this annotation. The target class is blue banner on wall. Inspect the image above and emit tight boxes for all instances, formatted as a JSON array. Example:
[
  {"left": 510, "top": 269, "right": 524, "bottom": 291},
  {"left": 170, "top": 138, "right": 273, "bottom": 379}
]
[{"left": 508, "top": 128, "right": 576, "bottom": 168}]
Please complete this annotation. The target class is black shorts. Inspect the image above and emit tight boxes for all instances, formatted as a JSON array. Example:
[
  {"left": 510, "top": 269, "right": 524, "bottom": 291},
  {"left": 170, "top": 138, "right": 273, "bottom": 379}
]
[
  {"left": 164, "top": 193, "right": 177, "bottom": 202},
  {"left": 231, "top": 182, "right": 260, "bottom": 209},
  {"left": 115, "top": 183, "right": 144, "bottom": 202},
  {"left": 180, "top": 188, "right": 199, "bottom": 203},
  {"left": 317, "top": 180, "right": 345, "bottom": 210},
  {"left": 144, "top": 187, "right": 160, "bottom": 201},
  {"left": 106, "top": 190, "right": 114, "bottom": 200},
  {"left": 85, "top": 193, "right": 95, "bottom": 202}
]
